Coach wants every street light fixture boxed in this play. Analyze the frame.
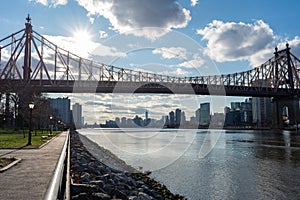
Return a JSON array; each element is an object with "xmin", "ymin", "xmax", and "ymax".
[
  {"xmin": 27, "ymin": 102, "xmax": 34, "ymax": 146},
  {"xmin": 49, "ymin": 116, "xmax": 53, "ymax": 136}
]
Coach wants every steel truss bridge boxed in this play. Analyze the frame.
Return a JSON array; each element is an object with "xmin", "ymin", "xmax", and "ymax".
[{"xmin": 1, "ymin": 17, "xmax": 300, "ymax": 97}]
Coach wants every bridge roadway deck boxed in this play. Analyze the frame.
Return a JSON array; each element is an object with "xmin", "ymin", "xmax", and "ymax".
[
  {"xmin": 0, "ymin": 132, "xmax": 67, "ymax": 200},
  {"xmin": 1, "ymin": 79, "xmax": 300, "ymax": 97}
]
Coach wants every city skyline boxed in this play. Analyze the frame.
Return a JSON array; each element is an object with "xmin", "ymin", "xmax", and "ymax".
[
  {"xmin": 1, "ymin": 1, "xmax": 300, "ymax": 124},
  {"xmin": 89, "ymin": 97, "xmax": 272, "ymax": 129}
]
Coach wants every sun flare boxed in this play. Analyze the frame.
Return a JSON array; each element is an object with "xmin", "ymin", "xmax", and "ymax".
[
  {"xmin": 73, "ymin": 29, "xmax": 92, "ymax": 44},
  {"xmin": 72, "ymin": 29, "xmax": 95, "ymax": 58}
]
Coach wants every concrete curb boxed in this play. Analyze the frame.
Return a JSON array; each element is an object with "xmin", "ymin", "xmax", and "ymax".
[
  {"xmin": 39, "ymin": 135, "xmax": 57, "ymax": 149},
  {"xmin": 0, "ymin": 158, "xmax": 22, "ymax": 173}
]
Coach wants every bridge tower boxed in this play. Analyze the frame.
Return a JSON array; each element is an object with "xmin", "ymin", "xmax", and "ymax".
[
  {"xmin": 272, "ymin": 44, "xmax": 300, "ymax": 129},
  {"xmin": 272, "ymin": 96, "xmax": 300, "ymax": 128},
  {"xmin": 23, "ymin": 14, "xmax": 32, "ymax": 81}
]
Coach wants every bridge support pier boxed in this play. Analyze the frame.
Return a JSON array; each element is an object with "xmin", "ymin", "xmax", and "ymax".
[{"xmin": 272, "ymin": 96, "xmax": 300, "ymax": 129}]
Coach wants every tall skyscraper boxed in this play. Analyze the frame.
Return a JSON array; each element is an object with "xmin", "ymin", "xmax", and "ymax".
[
  {"xmin": 169, "ymin": 111, "xmax": 175, "ymax": 128},
  {"xmin": 48, "ymin": 97, "xmax": 71, "ymax": 125},
  {"xmin": 72, "ymin": 103, "xmax": 82, "ymax": 128},
  {"xmin": 181, "ymin": 111, "xmax": 186, "ymax": 125},
  {"xmin": 252, "ymin": 97, "xmax": 272, "ymax": 127},
  {"xmin": 145, "ymin": 110, "xmax": 150, "ymax": 126},
  {"xmin": 145, "ymin": 110, "xmax": 149, "ymax": 121},
  {"xmin": 195, "ymin": 108, "xmax": 200, "ymax": 122},
  {"xmin": 164, "ymin": 115, "xmax": 169, "ymax": 127},
  {"xmin": 121, "ymin": 117, "xmax": 127, "ymax": 127},
  {"xmin": 175, "ymin": 108, "xmax": 181, "ymax": 127},
  {"xmin": 200, "ymin": 103, "xmax": 210, "ymax": 125},
  {"xmin": 241, "ymin": 98, "xmax": 252, "ymax": 123}
]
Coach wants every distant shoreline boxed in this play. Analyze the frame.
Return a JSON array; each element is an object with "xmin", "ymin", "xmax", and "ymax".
[{"xmin": 80, "ymin": 126, "xmax": 299, "ymax": 131}]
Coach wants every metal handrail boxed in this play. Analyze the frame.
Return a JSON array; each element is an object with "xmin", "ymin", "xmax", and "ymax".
[{"xmin": 44, "ymin": 131, "xmax": 70, "ymax": 200}]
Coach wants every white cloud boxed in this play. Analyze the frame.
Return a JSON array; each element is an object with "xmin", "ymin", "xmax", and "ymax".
[
  {"xmin": 30, "ymin": 0, "xmax": 47, "ymax": 6},
  {"xmin": 178, "ymin": 54, "xmax": 206, "ymax": 68},
  {"xmin": 0, "ymin": 48, "xmax": 10, "ymax": 62},
  {"xmin": 43, "ymin": 34, "xmax": 125, "ymax": 59},
  {"xmin": 99, "ymin": 30, "xmax": 108, "ymax": 39},
  {"xmin": 30, "ymin": 0, "xmax": 67, "ymax": 7},
  {"xmin": 44, "ymin": 35, "xmax": 96, "ymax": 58},
  {"xmin": 152, "ymin": 47, "xmax": 188, "ymax": 60},
  {"xmin": 92, "ymin": 44, "xmax": 126, "ymax": 58},
  {"xmin": 89, "ymin": 17, "xmax": 95, "ymax": 24},
  {"xmin": 76, "ymin": 0, "xmax": 191, "ymax": 39},
  {"xmin": 191, "ymin": 0, "xmax": 198, "ymax": 7},
  {"xmin": 197, "ymin": 20, "xmax": 275, "ymax": 67},
  {"xmin": 285, "ymin": 36, "xmax": 300, "ymax": 57},
  {"xmin": 162, "ymin": 68, "xmax": 189, "ymax": 76}
]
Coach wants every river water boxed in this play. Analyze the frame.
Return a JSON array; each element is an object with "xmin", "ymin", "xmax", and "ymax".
[{"xmin": 78, "ymin": 128, "xmax": 300, "ymax": 200}]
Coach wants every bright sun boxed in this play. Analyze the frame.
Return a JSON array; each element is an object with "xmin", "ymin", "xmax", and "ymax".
[
  {"xmin": 73, "ymin": 29, "xmax": 92, "ymax": 44},
  {"xmin": 72, "ymin": 29, "xmax": 94, "ymax": 58}
]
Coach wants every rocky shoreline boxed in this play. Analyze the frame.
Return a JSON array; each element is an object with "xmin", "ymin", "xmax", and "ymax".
[{"xmin": 70, "ymin": 131, "xmax": 186, "ymax": 200}]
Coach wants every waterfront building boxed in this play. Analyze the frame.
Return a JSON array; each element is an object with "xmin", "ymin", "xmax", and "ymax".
[
  {"xmin": 49, "ymin": 97, "xmax": 71, "ymax": 125},
  {"xmin": 104, "ymin": 120, "xmax": 118, "ymax": 128},
  {"xmin": 181, "ymin": 111, "xmax": 186, "ymax": 125},
  {"xmin": 240, "ymin": 98, "xmax": 253, "ymax": 124},
  {"xmin": 72, "ymin": 103, "xmax": 83, "ymax": 129},
  {"xmin": 145, "ymin": 110, "xmax": 150, "ymax": 126},
  {"xmin": 224, "ymin": 106, "xmax": 230, "ymax": 114},
  {"xmin": 115, "ymin": 117, "xmax": 120, "ymax": 126},
  {"xmin": 195, "ymin": 108, "xmax": 200, "ymax": 123},
  {"xmin": 133, "ymin": 115, "xmax": 143, "ymax": 127},
  {"xmin": 169, "ymin": 111, "xmax": 175, "ymax": 128},
  {"xmin": 190, "ymin": 116, "xmax": 198, "ymax": 126},
  {"xmin": 231, "ymin": 102, "xmax": 241, "ymax": 111},
  {"xmin": 252, "ymin": 97, "xmax": 272, "ymax": 127},
  {"xmin": 81, "ymin": 117, "xmax": 85, "ymax": 126},
  {"xmin": 127, "ymin": 118, "xmax": 134, "ymax": 127},
  {"xmin": 200, "ymin": 103, "xmax": 210, "ymax": 126},
  {"xmin": 225, "ymin": 99, "xmax": 253, "ymax": 127},
  {"xmin": 175, "ymin": 108, "xmax": 181, "ymax": 127},
  {"xmin": 211, "ymin": 113, "xmax": 225, "ymax": 127},
  {"xmin": 164, "ymin": 115, "xmax": 169, "ymax": 127},
  {"xmin": 145, "ymin": 110, "xmax": 149, "ymax": 121},
  {"xmin": 121, "ymin": 117, "xmax": 127, "ymax": 127},
  {"xmin": 227, "ymin": 110, "xmax": 241, "ymax": 126}
]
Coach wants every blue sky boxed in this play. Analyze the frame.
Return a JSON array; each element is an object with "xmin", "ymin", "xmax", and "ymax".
[{"xmin": 1, "ymin": 0, "xmax": 300, "ymax": 124}]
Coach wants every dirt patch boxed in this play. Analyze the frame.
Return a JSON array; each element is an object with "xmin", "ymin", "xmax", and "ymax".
[{"xmin": 0, "ymin": 157, "xmax": 16, "ymax": 168}]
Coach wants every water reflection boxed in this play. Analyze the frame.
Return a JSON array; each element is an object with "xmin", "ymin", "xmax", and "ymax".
[
  {"xmin": 79, "ymin": 129, "xmax": 300, "ymax": 199},
  {"xmin": 79, "ymin": 128, "xmax": 197, "ymax": 171}
]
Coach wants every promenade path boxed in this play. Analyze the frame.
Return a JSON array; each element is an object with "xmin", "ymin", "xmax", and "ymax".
[{"xmin": 0, "ymin": 132, "xmax": 67, "ymax": 200}]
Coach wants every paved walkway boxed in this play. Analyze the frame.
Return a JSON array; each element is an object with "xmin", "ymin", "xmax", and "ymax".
[{"xmin": 0, "ymin": 132, "xmax": 68, "ymax": 200}]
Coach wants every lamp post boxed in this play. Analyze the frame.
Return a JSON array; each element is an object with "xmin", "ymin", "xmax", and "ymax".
[
  {"xmin": 58, "ymin": 120, "xmax": 61, "ymax": 131},
  {"xmin": 49, "ymin": 116, "xmax": 53, "ymax": 136},
  {"xmin": 27, "ymin": 102, "xmax": 34, "ymax": 146}
]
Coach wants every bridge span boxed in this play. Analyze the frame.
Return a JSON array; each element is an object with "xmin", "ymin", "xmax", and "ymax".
[
  {"xmin": 0, "ymin": 17, "xmax": 300, "ymax": 97},
  {"xmin": 0, "ymin": 79, "xmax": 300, "ymax": 98}
]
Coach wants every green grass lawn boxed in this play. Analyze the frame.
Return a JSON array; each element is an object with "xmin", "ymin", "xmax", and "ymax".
[{"xmin": 0, "ymin": 129, "xmax": 60, "ymax": 149}]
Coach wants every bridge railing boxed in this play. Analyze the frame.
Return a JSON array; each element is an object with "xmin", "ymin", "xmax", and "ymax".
[{"xmin": 44, "ymin": 131, "xmax": 70, "ymax": 200}]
